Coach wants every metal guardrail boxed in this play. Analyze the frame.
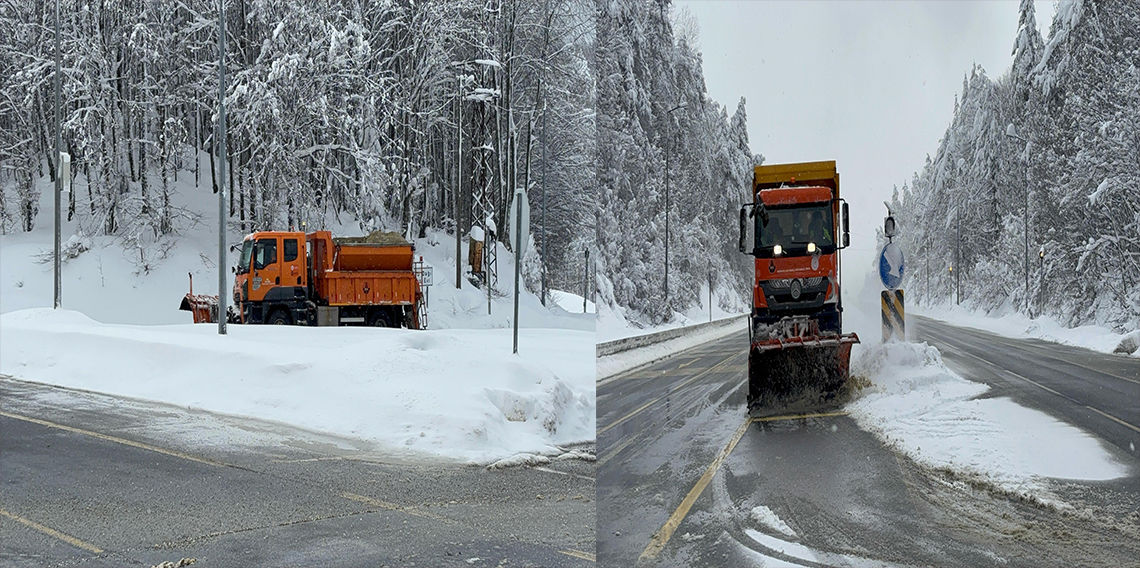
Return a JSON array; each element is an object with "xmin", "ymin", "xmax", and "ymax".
[{"xmin": 596, "ymin": 314, "xmax": 748, "ymax": 357}]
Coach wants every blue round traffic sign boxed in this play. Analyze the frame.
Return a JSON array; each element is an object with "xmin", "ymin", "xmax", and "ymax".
[{"xmin": 879, "ymin": 242, "xmax": 905, "ymax": 290}]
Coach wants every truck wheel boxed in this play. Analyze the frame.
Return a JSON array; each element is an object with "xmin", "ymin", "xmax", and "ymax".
[
  {"xmin": 368, "ymin": 310, "xmax": 393, "ymax": 328},
  {"xmin": 268, "ymin": 310, "xmax": 291, "ymax": 325}
]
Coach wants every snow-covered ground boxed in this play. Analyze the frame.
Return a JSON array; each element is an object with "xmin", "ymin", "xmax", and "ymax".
[
  {"xmin": 846, "ymin": 340, "xmax": 1128, "ymax": 498},
  {"xmin": 550, "ymin": 289, "xmax": 595, "ymax": 315},
  {"xmin": 912, "ymin": 301, "xmax": 1138, "ymax": 357},
  {"xmin": 1, "ymin": 162, "xmax": 594, "ymax": 463}
]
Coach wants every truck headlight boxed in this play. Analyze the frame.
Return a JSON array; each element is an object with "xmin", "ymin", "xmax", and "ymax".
[
  {"xmin": 773, "ymin": 244, "xmax": 782, "ymax": 256},
  {"xmin": 807, "ymin": 242, "xmax": 816, "ymax": 253}
]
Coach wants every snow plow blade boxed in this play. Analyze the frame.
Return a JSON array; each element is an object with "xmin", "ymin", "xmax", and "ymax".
[
  {"xmin": 180, "ymin": 292, "xmax": 219, "ymax": 324},
  {"xmin": 747, "ymin": 330, "xmax": 859, "ymax": 415},
  {"xmin": 179, "ymin": 272, "xmax": 220, "ymax": 324}
]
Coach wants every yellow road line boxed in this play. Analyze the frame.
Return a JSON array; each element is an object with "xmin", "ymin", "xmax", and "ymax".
[
  {"xmin": 340, "ymin": 491, "xmax": 404, "ymax": 511},
  {"xmin": 753, "ymin": 410, "xmax": 849, "ymax": 422},
  {"xmin": 638, "ymin": 415, "xmax": 754, "ymax": 563},
  {"xmin": 559, "ymin": 549, "xmax": 596, "ymax": 562},
  {"xmin": 1085, "ymin": 406, "xmax": 1140, "ymax": 433},
  {"xmin": 339, "ymin": 492, "xmax": 453, "ymax": 523},
  {"xmin": 0, "ymin": 509, "xmax": 104, "ymax": 554},
  {"xmin": 0, "ymin": 411, "xmax": 227, "ymax": 468},
  {"xmin": 598, "ymin": 353, "xmax": 741, "ymax": 435},
  {"xmin": 598, "ymin": 431, "xmax": 646, "ymax": 466}
]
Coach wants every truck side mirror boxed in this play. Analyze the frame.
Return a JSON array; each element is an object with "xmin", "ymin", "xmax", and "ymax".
[
  {"xmin": 842, "ymin": 202, "xmax": 851, "ymax": 248},
  {"xmin": 739, "ymin": 206, "xmax": 749, "ymax": 253}
]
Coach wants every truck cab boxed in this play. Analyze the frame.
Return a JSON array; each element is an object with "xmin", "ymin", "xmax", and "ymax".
[
  {"xmin": 740, "ymin": 161, "xmax": 850, "ymax": 335},
  {"xmin": 233, "ymin": 231, "xmax": 311, "ymax": 325}
]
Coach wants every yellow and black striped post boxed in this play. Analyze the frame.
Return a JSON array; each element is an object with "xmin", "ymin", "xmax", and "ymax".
[{"xmin": 881, "ymin": 289, "xmax": 905, "ymax": 342}]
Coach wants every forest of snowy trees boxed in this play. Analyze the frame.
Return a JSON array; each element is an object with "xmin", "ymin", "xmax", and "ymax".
[
  {"xmin": 0, "ymin": 0, "xmax": 595, "ymax": 295},
  {"xmin": 596, "ymin": 0, "xmax": 759, "ymax": 326},
  {"xmin": 890, "ymin": 0, "xmax": 1139, "ymax": 331}
]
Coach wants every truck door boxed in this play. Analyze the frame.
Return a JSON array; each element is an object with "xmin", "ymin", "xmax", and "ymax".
[
  {"xmin": 250, "ymin": 237, "xmax": 281, "ymax": 302},
  {"xmin": 283, "ymin": 236, "xmax": 304, "ymax": 288}
]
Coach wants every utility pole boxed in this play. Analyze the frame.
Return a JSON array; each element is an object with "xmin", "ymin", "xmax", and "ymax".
[
  {"xmin": 53, "ymin": 0, "xmax": 61, "ymax": 309},
  {"xmin": 217, "ymin": 0, "xmax": 227, "ymax": 335}
]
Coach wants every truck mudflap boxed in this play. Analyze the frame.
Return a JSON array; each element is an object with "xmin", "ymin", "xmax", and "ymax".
[{"xmin": 747, "ymin": 316, "xmax": 859, "ymax": 414}]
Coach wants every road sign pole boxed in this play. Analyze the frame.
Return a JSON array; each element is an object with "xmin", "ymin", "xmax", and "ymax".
[{"xmin": 512, "ymin": 191, "xmax": 523, "ymax": 354}]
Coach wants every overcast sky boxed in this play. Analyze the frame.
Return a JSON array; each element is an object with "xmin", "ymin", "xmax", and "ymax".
[{"xmin": 676, "ymin": 0, "xmax": 1055, "ymax": 285}]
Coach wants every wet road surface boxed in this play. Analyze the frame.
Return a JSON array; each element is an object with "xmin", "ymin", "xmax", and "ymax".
[
  {"xmin": 1, "ymin": 377, "xmax": 596, "ymax": 567},
  {"xmin": 597, "ymin": 325, "xmax": 1139, "ymax": 567}
]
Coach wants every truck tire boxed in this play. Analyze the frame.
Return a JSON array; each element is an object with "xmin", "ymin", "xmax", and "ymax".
[
  {"xmin": 368, "ymin": 310, "xmax": 393, "ymax": 328},
  {"xmin": 268, "ymin": 309, "xmax": 291, "ymax": 325}
]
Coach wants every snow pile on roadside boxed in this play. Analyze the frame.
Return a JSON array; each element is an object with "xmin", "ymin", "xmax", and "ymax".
[
  {"xmin": 0, "ymin": 308, "xmax": 594, "ymax": 463},
  {"xmin": 750, "ymin": 506, "xmax": 796, "ymax": 538},
  {"xmin": 847, "ymin": 341, "xmax": 1127, "ymax": 492},
  {"xmin": 913, "ymin": 302, "xmax": 1138, "ymax": 357}
]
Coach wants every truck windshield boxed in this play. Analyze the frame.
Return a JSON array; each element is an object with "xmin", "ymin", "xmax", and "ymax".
[
  {"xmin": 757, "ymin": 204, "xmax": 834, "ymax": 250},
  {"xmin": 237, "ymin": 241, "xmax": 253, "ymax": 274}
]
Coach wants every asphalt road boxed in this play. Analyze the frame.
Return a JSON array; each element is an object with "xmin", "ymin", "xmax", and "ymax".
[
  {"xmin": 0, "ymin": 377, "xmax": 595, "ymax": 568},
  {"xmin": 597, "ymin": 324, "xmax": 1140, "ymax": 567}
]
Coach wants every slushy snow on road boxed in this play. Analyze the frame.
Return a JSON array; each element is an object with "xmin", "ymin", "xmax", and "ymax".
[{"xmin": 847, "ymin": 341, "xmax": 1128, "ymax": 496}]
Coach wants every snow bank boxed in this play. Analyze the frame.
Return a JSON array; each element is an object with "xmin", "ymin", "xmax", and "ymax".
[
  {"xmin": 913, "ymin": 301, "xmax": 1137, "ymax": 356},
  {"xmin": 750, "ymin": 506, "xmax": 796, "ymax": 538},
  {"xmin": 1, "ymin": 308, "xmax": 594, "ymax": 463},
  {"xmin": 847, "ymin": 341, "xmax": 1127, "ymax": 493}
]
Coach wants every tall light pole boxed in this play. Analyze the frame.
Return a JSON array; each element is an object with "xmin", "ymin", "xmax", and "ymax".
[
  {"xmin": 53, "ymin": 0, "xmax": 61, "ymax": 309},
  {"xmin": 663, "ymin": 102, "xmax": 684, "ymax": 307},
  {"xmin": 1005, "ymin": 124, "xmax": 1031, "ymax": 316},
  {"xmin": 540, "ymin": 98, "xmax": 547, "ymax": 306},
  {"xmin": 954, "ymin": 158, "xmax": 964, "ymax": 305},
  {"xmin": 217, "ymin": 0, "xmax": 227, "ymax": 335},
  {"xmin": 455, "ymin": 70, "xmax": 464, "ymax": 290}
]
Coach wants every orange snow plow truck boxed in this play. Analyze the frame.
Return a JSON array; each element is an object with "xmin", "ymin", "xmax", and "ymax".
[
  {"xmin": 181, "ymin": 230, "xmax": 428, "ymax": 329},
  {"xmin": 738, "ymin": 161, "xmax": 859, "ymax": 412}
]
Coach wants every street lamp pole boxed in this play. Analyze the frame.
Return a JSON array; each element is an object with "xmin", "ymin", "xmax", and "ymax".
[
  {"xmin": 455, "ymin": 72, "xmax": 463, "ymax": 290},
  {"xmin": 663, "ymin": 103, "xmax": 684, "ymax": 308},
  {"xmin": 954, "ymin": 160, "xmax": 962, "ymax": 306},
  {"xmin": 1005, "ymin": 124, "xmax": 1031, "ymax": 316},
  {"xmin": 53, "ymin": 0, "xmax": 61, "ymax": 309}
]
